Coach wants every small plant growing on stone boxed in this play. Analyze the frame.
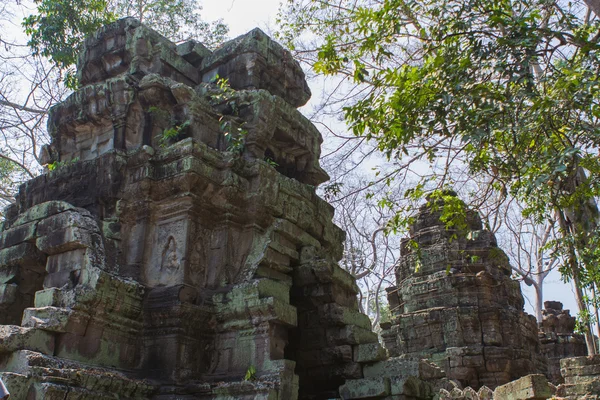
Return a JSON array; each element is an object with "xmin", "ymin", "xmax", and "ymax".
[
  {"xmin": 219, "ymin": 117, "xmax": 247, "ymax": 154},
  {"xmin": 216, "ymin": 76, "xmax": 232, "ymax": 92},
  {"xmin": 244, "ymin": 365, "xmax": 256, "ymax": 381},
  {"xmin": 47, "ymin": 157, "xmax": 79, "ymax": 171},
  {"xmin": 264, "ymin": 157, "xmax": 278, "ymax": 168},
  {"xmin": 148, "ymin": 106, "xmax": 191, "ymax": 148},
  {"xmin": 406, "ymin": 239, "xmax": 423, "ymax": 273},
  {"xmin": 209, "ymin": 75, "xmax": 236, "ymax": 103},
  {"xmin": 157, "ymin": 120, "xmax": 190, "ymax": 148}
]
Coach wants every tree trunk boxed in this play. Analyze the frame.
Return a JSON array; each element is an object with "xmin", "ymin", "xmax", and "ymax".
[
  {"xmin": 584, "ymin": 0, "xmax": 600, "ymax": 19},
  {"xmin": 571, "ymin": 267, "xmax": 597, "ymax": 354},
  {"xmin": 593, "ymin": 285, "xmax": 600, "ymax": 347},
  {"xmin": 534, "ymin": 279, "xmax": 543, "ymax": 324},
  {"xmin": 557, "ymin": 209, "xmax": 597, "ymax": 355},
  {"xmin": 559, "ymin": 166, "xmax": 599, "ymax": 354}
]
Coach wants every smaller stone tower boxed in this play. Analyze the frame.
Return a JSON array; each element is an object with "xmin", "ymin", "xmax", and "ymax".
[
  {"xmin": 382, "ymin": 192, "xmax": 545, "ymax": 389},
  {"xmin": 539, "ymin": 301, "xmax": 587, "ymax": 383}
]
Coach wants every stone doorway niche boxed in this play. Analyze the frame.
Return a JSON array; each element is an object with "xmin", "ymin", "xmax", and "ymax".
[
  {"xmin": 285, "ymin": 246, "xmax": 380, "ymax": 399},
  {"xmin": 0, "ymin": 255, "xmax": 46, "ymax": 326}
]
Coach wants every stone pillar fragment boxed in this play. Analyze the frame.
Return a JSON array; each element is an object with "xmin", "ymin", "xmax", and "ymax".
[{"xmin": 539, "ymin": 301, "xmax": 587, "ymax": 384}]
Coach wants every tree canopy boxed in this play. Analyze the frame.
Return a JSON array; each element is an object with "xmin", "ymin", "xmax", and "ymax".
[{"xmin": 279, "ymin": 0, "xmax": 600, "ymax": 352}]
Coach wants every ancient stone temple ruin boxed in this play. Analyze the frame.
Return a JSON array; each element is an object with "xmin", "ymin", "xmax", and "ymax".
[
  {"xmin": 1, "ymin": 18, "xmax": 600, "ymax": 400},
  {"xmin": 381, "ymin": 194, "xmax": 545, "ymax": 389},
  {"xmin": 0, "ymin": 18, "xmax": 385, "ymax": 399}
]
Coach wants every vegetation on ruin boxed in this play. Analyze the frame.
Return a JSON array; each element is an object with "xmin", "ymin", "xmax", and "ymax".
[{"xmin": 158, "ymin": 121, "xmax": 191, "ymax": 148}]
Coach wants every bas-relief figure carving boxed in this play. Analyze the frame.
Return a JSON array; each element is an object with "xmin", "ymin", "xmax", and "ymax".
[
  {"xmin": 160, "ymin": 236, "xmax": 180, "ymax": 277},
  {"xmin": 0, "ymin": 18, "xmax": 597, "ymax": 400}
]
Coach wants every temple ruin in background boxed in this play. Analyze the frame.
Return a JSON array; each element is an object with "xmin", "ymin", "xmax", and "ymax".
[
  {"xmin": 0, "ymin": 18, "xmax": 598, "ymax": 400},
  {"xmin": 382, "ymin": 193, "xmax": 545, "ymax": 389}
]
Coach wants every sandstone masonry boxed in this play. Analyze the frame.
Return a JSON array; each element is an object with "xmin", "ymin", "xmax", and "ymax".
[
  {"xmin": 539, "ymin": 301, "xmax": 587, "ymax": 384},
  {"xmin": 382, "ymin": 193, "xmax": 545, "ymax": 389},
  {"xmin": 0, "ymin": 18, "xmax": 383, "ymax": 399}
]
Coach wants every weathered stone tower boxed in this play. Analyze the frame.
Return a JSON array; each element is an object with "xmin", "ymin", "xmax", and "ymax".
[
  {"xmin": 0, "ymin": 19, "xmax": 385, "ymax": 399},
  {"xmin": 381, "ymin": 193, "xmax": 545, "ymax": 389},
  {"xmin": 539, "ymin": 301, "xmax": 587, "ymax": 384}
]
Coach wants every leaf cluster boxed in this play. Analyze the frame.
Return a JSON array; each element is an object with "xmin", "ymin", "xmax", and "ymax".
[
  {"xmin": 23, "ymin": 0, "xmax": 229, "ymax": 88},
  {"xmin": 23, "ymin": 0, "xmax": 115, "ymax": 70}
]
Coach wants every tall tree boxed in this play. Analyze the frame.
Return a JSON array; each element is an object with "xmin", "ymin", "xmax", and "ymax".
[
  {"xmin": 326, "ymin": 174, "xmax": 401, "ymax": 327},
  {"xmin": 280, "ymin": 0, "xmax": 600, "ymax": 353},
  {"xmin": 108, "ymin": 0, "xmax": 227, "ymax": 47},
  {"xmin": 496, "ymin": 200, "xmax": 558, "ymax": 323},
  {"xmin": 0, "ymin": 0, "xmax": 67, "ymax": 215}
]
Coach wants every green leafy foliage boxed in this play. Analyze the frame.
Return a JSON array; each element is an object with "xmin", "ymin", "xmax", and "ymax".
[
  {"xmin": 148, "ymin": 106, "xmax": 191, "ymax": 147},
  {"xmin": 219, "ymin": 118, "xmax": 247, "ymax": 154},
  {"xmin": 244, "ymin": 365, "xmax": 256, "ymax": 381},
  {"xmin": 157, "ymin": 120, "xmax": 190, "ymax": 148},
  {"xmin": 109, "ymin": 0, "xmax": 227, "ymax": 46},
  {"xmin": 282, "ymin": 0, "xmax": 600, "ymax": 215},
  {"xmin": 23, "ymin": 0, "xmax": 116, "ymax": 87},
  {"xmin": 264, "ymin": 157, "xmax": 279, "ymax": 168},
  {"xmin": 280, "ymin": 0, "xmax": 600, "ymax": 351},
  {"xmin": 47, "ymin": 157, "xmax": 80, "ymax": 171}
]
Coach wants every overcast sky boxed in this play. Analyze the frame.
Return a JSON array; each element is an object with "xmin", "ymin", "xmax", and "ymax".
[{"xmin": 202, "ymin": 0, "xmax": 282, "ymax": 37}]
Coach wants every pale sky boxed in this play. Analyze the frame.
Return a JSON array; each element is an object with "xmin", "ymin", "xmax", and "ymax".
[{"xmin": 202, "ymin": 0, "xmax": 282, "ymax": 37}]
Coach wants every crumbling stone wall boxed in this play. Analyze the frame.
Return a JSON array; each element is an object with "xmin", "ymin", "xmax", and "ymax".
[
  {"xmin": 0, "ymin": 18, "xmax": 595, "ymax": 400},
  {"xmin": 0, "ymin": 18, "xmax": 384, "ymax": 400},
  {"xmin": 539, "ymin": 301, "xmax": 587, "ymax": 384}
]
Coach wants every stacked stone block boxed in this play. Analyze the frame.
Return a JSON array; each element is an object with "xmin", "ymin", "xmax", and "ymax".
[
  {"xmin": 289, "ymin": 252, "xmax": 385, "ymax": 398},
  {"xmin": 339, "ymin": 358, "xmax": 454, "ymax": 399},
  {"xmin": 493, "ymin": 374, "xmax": 555, "ymax": 400},
  {"xmin": 558, "ymin": 355, "xmax": 600, "ymax": 399}
]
